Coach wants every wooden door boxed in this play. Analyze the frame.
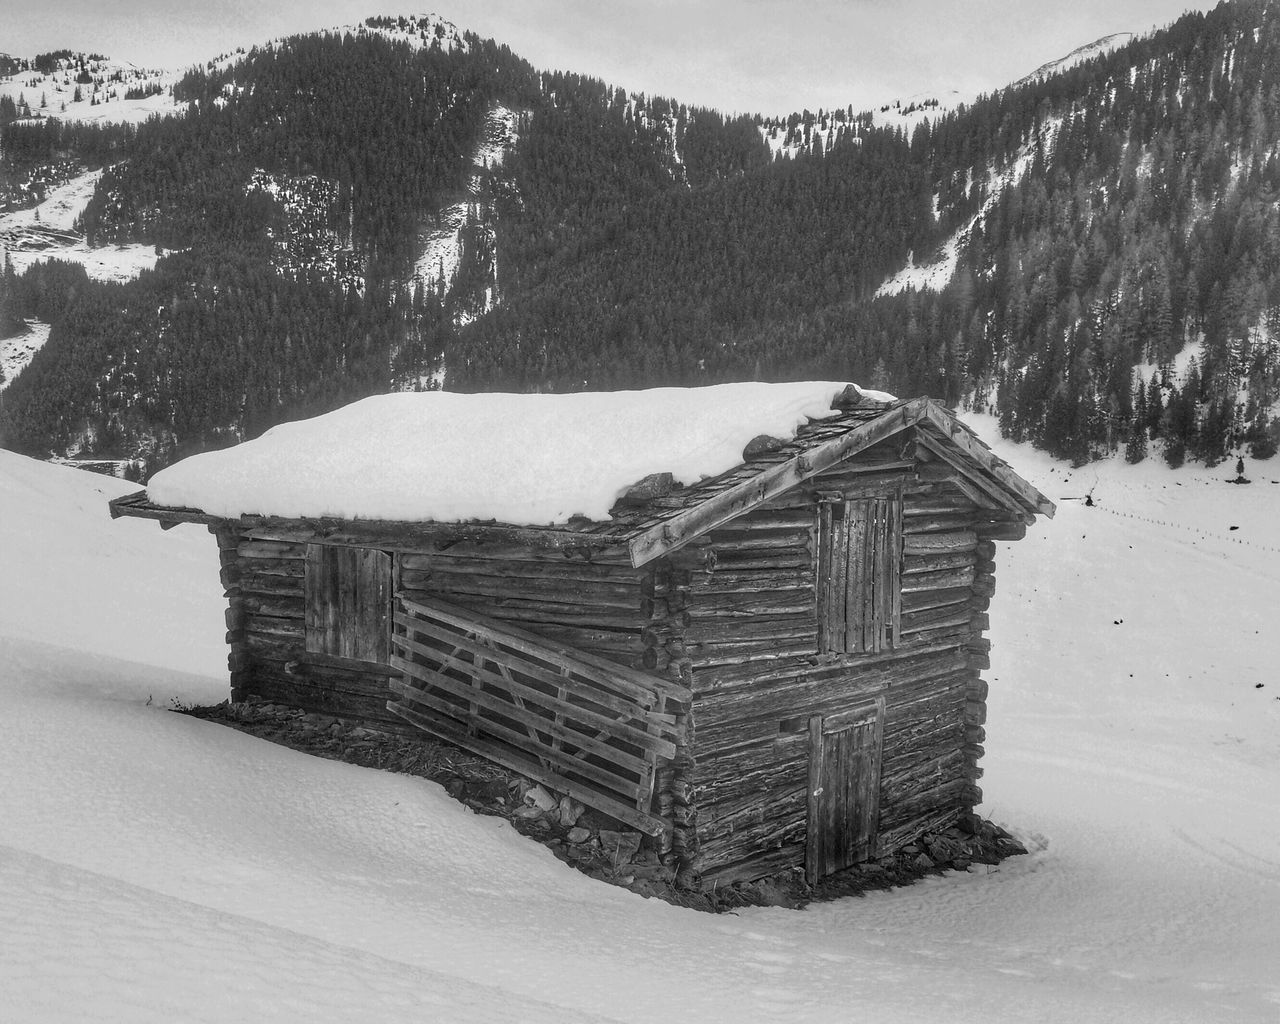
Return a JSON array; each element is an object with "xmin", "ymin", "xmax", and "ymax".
[
  {"xmin": 304, "ymin": 544, "xmax": 392, "ymax": 664},
  {"xmin": 806, "ymin": 698, "xmax": 885, "ymax": 882}
]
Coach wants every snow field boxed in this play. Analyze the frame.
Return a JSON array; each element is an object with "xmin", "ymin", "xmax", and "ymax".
[{"xmin": 2, "ymin": 406, "xmax": 1279, "ymax": 1022}]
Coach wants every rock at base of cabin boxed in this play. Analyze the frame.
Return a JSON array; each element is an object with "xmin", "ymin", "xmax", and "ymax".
[
  {"xmin": 558, "ymin": 796, "xmax": 585, "ymax": 827},
  {"xmin": 524, "ymin": 784, "xmax": 558, "ymax": 812},
  {"xmin": 598, "ymin": 829, "xmax": 642, "ymax": 864},
  {"xmin": 566, "ymin": 826, "xmax": 592, "ymax": 846}
]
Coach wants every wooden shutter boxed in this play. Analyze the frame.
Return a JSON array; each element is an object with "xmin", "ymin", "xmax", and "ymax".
[
  {"xmin": 806, "ymin": 698, "xmax": 886, "ymax": 882},
  {"xmin": 817, "ymin": 497, "xmax": 902, "ymax": 654},
  {"xmin": 304, "ymin": 544, "xmax": 392, "ymax": 664}
]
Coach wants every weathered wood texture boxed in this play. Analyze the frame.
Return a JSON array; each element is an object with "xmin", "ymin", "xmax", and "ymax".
[
  {"xmin": 395, "ymin": 548, "xmax": 652, "ymax": 669},
  {"xmin": 806, "ymin": 698, "xmax": 886, "ymax": 882},
  {"xmin": 388, "ymin": 595, "xmax": 688, "ymax": 836},
  {"xmin": 304, "ymin": 544, "xmax": 392, "ymax": 664},
  {"xmin": 685, "ymin": 486, "xmax": 1012, "ymax": 885}
]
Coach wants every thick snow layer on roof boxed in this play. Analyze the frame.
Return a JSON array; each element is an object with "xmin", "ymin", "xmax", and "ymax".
[{"xmin": 147, "ymin": 382, "xmax": 879, "ymax": 525}]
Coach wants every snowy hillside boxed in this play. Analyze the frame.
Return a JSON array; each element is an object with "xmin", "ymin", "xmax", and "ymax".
[
  {"xmin": 0, "ymin": 52, "xmax": 180, "ymax": 126},
  {"xmin": 2, "ymin": 427, "xmax": 1278, "ymax": 1022},
  {"xmin": 0, "ymin": 168, "xmax": 161, "ymax": 282}
]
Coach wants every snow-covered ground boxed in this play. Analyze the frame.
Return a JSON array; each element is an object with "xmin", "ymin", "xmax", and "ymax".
[
  {"xmin": 2, "ymin": 411, "xmax": 1279, "ymax": 1022},
  {"xmin": 0, "ymin": 168, "xmax": 161, "ymax": 283}
]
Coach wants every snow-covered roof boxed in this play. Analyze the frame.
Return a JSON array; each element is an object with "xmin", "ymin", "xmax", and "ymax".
[{"xmin": 147, "ymin": 382, "xmax": 879, "ymax": 526}]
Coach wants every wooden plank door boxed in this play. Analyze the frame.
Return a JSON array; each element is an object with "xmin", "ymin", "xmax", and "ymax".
[
  {"xmin": 304, "ymin": 544, "xmax": 393, "ymax": 664},
  {"xmin": 806, "ymin": 697, "xmax": 886, "ymax": 882}
]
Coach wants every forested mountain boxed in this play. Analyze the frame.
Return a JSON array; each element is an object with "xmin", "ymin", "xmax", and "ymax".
[{"xmin": 2, "ymin": 3, "xmax": 1279, "ymax": 476}]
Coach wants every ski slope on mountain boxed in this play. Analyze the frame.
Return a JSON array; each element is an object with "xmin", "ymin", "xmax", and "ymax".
[{"xmin": 1, "ymin": 425, "xmax": 1278, "ymax": 1022}]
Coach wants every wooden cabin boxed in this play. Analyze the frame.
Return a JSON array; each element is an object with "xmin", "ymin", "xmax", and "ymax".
[{"xmin": 111, "ymin": 384, "xmax": 1053, "ymax": 887}]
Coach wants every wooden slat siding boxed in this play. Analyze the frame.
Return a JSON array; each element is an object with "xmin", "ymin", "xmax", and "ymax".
[
  {"xmin": 391, "ymin": 632, "xmax": 677, "ymax": 758},
  {"xmin": 389, "ymin": 700, "xmax": 667, "ymax": 837},
  {"xmin": 395, "ymin": 596, "xmax": 688, "ymax": 705},
  {"xmin": 387, "ymin": 595, "xmax": 687, "ymax": 836}
]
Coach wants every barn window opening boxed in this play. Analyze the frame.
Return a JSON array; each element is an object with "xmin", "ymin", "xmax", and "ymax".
[
  {"xmin": 816, "ymin": 497, "xmax": 902, "ymax": 654},
  {"xmin": 304, "ymin": 544, "xmax": 392, "ymax": 664}
]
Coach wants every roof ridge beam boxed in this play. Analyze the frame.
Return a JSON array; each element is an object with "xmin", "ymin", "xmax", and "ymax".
[{"xmin": 626, "ymin": 397, "xmax": 932, "ymax": 567}]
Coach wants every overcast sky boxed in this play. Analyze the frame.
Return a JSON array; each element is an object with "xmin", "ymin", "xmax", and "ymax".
[{"xmin": 8, "ymin": 1, "xmax": 1212, "ymax": 115}]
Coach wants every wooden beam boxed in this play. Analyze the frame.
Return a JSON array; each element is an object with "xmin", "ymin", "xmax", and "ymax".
[
  {"xmin": 920, "ymin": 404, "xmax": 1056, "ymax": 518},
  {"xmin": 627, "ymin": 398, "xmax": 933, "ymax": 567},
  {"xmin": 914, "ymin": 431, "xmax": 1027, "ymax": 519}
]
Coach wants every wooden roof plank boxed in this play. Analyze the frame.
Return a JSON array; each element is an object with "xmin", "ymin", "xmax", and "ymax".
[
  {"xmin": 914, "ymin": 430, "xmax": 1026, "ymax": 518},
  {"xmin": 921, "ymin": 404, "xmax": 1056, "ymax": 518},
  {"xmin": 626, "ymin": 397, "xmax": 933, "ymax": 567}
]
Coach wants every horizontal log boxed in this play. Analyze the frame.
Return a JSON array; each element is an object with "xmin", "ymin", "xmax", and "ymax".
[
  {"xmin": 399, "ymin": 569, "xmax": 643, "ymax": 606},
  {"xmin": 900, "ymin": 604, "xmax": 973, "ymax": 635},
  {"xmin": 900, "ymin": 586, "xmax": 974, "ymax": 613},
  {"xmin": 902, "ymin": 512, "xmax": 984, "ymax": 533},
  {"xmin": 971, "ymin": 574, "xmax": 996, "ymax": 598},
  {"xmin": 902, "ymin": 530, "xmax": 978, "ymax": 555},
  {"xmin": 900, "ymin": 566, "xmax": 975, "ymax": 593},
  {"xmin": 238, "ymin": 574, "xmax": 305, "ymax": 599},
  {"xmin": 688, "ymin": 638, "xmax": 821, "ymax": 669},
  {"xmin": 963, "ymin": 701, "xmax": 987, "ymax": 726},
  {"xmin": 688, "ymin": 590, "xmax": 814, "ymax": 618},
  {"xmin": 686, "ymin": 612, "xmax": 816, "ymax": 643},
  {"xmin": 876, "ymin": 804, "xmax": 964, "ymax": 855},
  {"xmin": 398, "ymin": 589, "xmax": 645, "ymax": 632},
  {"xmin": 696, "ymin": 782, "xmax": 807, "ymax": 847},
  {"xmin": 693, "ymin": 659, "xmax": 968, "ymax": 746},
  {"xmin": 705, "ymin": 528, "xmax": 813, "ymax": 551},
  {"xmin": 690, "ymin": 568, "xmax": 810, "ymax": 593},
  {"xmin": 241, "ymin": 594, "xmax": 304, "ymax": 619},
  {"xmin": 242, "ymin": 613, "xmax": 304, "ymax": 638},
  {"xmin": 882, "ymin": 773, "xmax": 969, "ymax": 824},
  {"xmin": 237, "ymin": 539, "xmax": 305, "ymax": 560},
  {"xmin": 899, "ymin": 622, "xmax": 970, "ymax": 647},
  {"xmin": 974, "ymin": 539, "xmax": 997, "ymax": 561},
  {"xmin": 902, "ymin": 550, "xmax": 976, "ymax": 575},
  {"xmin": 694, "ymin": 841, "xmax": 808, "ymax": 887},
  {"xmin": 881, "ymin": 750, "xmax": 967, "ymax": 806},
  {"xmin": 976, "ymin": 521, "xmax": 1027, "ymax": 541},
  {"xmin": 704, "ymin": 550, "xmax": 812, "ymax": 572},
  {"xmin": 237, "ymin": 557, "xmax": 305, "ymax": 578}
]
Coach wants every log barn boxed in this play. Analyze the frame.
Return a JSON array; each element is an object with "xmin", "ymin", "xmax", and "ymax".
[{"xmin": 111, "ymin": 383, "xmax": 1054, "ymax": 887}]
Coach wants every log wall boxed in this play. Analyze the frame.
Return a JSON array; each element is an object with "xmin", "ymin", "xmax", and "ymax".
[
  {"xmin": 681, "ymin": 457, "xmax": 1015, "ymax": 887},
  {"xmin": 210, "ymin": 439, "xmax": 1020, "ymax": 887}
]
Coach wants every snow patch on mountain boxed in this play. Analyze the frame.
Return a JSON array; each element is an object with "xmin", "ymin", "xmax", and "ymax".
[
  {"xmin": 246, "ymin": 170, "xmax": 364, "ymax": 291},
  {"xmin": 0, "ymin": 53, "xmax": 181, "ymax": 126},
  {"xmin": 0, "ymin": 168, "xmax": 160, "ymax": 282},
  {"xmin": 0, "ymin": 319, "xmax": 51, "ymax": 390},
  {"xmin": 1014, "ymin": 34, "xmax": 1134, "ymax": 89},
  {"xmin": 413, "ymin": 103, "xmax": 524, "ymax": 327},
  {"xmin": 878, "ymin": 118, "xmax": 1064, "ymax": 297}
]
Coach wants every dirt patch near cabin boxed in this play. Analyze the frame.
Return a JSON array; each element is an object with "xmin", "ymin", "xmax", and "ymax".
[{"xmin": 179, "ymin": 697, "xmax": 1028, "ymax": 912}]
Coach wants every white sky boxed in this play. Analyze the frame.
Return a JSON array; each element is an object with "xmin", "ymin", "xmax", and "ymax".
[{"xmin": 7, "ymin": 1, "xmax": 1211, "ymax": 116}]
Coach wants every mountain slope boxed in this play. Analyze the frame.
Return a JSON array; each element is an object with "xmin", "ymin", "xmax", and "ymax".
[{"xmin": 4, "ymin": 3, "xmax": 1280, "ymax": 473}]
